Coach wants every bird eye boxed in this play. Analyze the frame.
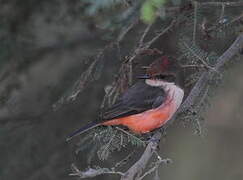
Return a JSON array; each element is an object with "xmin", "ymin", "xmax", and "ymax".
[
  {"xmin": 155, "ymin": 74, "xmax": 175, "ymax": 82},
  {"xmin": 156, "ymin": 74, "xmax": 166, "ymax": 79},
  {"xmin": 165, "ymin": 75, "xmax": 175, "ymax": 82}
]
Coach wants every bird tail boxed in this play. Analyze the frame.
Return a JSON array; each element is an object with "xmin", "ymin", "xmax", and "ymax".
[
  {"xmin": 101, "ymin": 119, "xmax": 121, "ymax": 126},
  {"xmin": 66, "ymin": 122, "xmax": 100, "ymax": 141}
]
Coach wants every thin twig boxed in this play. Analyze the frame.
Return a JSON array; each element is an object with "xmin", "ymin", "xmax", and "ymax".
[
  {"xmin": 117, "ymin": 18, "xmax": 139, "ymax": 43},
  {"xmin": 115, "ymin": 151, "xmax": 135, "ymax": 168},
  {"xmin": 139, "ymin": 24, "xmax": 153, "ymax": 47},
  {"xmin": 128, "ymin": 61, "xmax": 133, "ymax": 85},
  {"xmin": 137, "ymin": 157, "xmax": 171, "ymax": 180},
  {"xmin": 153, "ymin": 168, "xmax": 160, "ymax": 180},
  {"xmin": 207, "ymin": 12, "xmax": 243, "ymax": 33},
  {"xmin": 123, "ymin": 19, "xmax": 175, "ymax": 65},
  {"xmin": 181, "ymin": 64, "xmax": 205, "ymax": 68},
  {"xmin": 143, "ymin": 19, "xmax": 176, "ymax": 50},
  {"xmin": 103, "ymin": 131, "xmax": 117, "ymax": 153},
  {"xmin": 181, "ymin": 41, "xmax": 216, "ymax": 72},
  {"xmin": 198, "ymin": 1, "xmax": 243, "ymax": 7},
  {"xmin": 70, "ymin": 164, "xmax": 125, "ymax": 178},
  {"xmin": 219, "ymin": 4, "xmax": 225, "ymax": 21},
  {"xmin": 115, "ymin": 127, "xmax": 146, "ymax": 146}
]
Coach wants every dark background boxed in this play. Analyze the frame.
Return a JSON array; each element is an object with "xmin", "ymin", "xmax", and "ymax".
[{"xmin": 0, "ymin": 1, "xmax": 243, "ymax": 180}]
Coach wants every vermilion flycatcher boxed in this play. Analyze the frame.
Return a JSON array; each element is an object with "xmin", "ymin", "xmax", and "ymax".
[{"xmin": 66, "ymin": 56, "xmax": 184, "ymax": 141}]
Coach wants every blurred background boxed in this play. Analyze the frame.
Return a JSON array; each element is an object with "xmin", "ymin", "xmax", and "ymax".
[{"xmin": 0, "ymin": 0, "xmax": 243, "ymax": 180}]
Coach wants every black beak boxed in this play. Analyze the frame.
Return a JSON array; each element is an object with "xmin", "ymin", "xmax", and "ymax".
[{"xmin": 137, "ymin": 74, "xmax": 151, "ymax": 79}]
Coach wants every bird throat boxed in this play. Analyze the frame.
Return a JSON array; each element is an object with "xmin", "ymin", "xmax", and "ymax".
[{"xmin": 145, "ymin": 79, "xmax": 184, "ymax": 111}]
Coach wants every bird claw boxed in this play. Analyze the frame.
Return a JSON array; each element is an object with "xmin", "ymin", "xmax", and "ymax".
[{"xmin": 149, "ymin": 136, "xmax": 160, "ymax": 144}]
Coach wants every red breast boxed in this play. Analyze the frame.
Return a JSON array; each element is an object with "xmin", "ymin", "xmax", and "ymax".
[{"xmin": 101, "ymin": 95, "xmax": 176, "ymax": 133}]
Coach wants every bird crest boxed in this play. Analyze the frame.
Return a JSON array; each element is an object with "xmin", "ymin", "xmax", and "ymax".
[{"xmin": 146, "ymin": 56, "xmax": 171, "ymax": 76}]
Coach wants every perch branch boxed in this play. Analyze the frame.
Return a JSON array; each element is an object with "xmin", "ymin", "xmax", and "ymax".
[
  {"xmin": 120, "ymin": 132, "xmax": 162, "ymax": 180},
  {"xmin": 142, "ymin": 19, "xmax": 176, "ymax": 50},
  {"xmin": 130, "ymin": 18, "xmax": 176, "ymax": 63}
]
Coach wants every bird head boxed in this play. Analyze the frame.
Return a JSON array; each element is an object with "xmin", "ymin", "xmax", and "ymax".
[
  {"xmin": 137, "ymin": 56, "xmax": 183, "ymax": 87},
  {"xmin": 137, "ymin": 72, "xmax": 176, "ymax": 83}
]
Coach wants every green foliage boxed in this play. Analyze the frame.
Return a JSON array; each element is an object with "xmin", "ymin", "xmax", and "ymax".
[
  {"xmin": 140, "ymin": 0, "xmax": 167, "ymax": 24},
  {"xmin": 178, "ymin": 37, "xmax": 218, "ymax": 66},
  {"xmin": 210, "ymin": 17, "xmax": 243, "ymax": 39},
  {"xmin": 180, "ymin": 109, "xmax": 204, "ymax": 135},
  {"xmin": 141, "ymin": 1, "xmax": 156, "ymax": 24},
  {"xmin": 75, "ymin": 126, "xmax": 146, "ymax": 162},
  {"xmin": 177, "ymin": 35, "xmax": 221, "ymax": 136}
]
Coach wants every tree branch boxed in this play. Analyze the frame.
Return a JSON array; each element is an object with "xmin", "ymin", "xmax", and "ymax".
[
  {"xmin": 70, "ymin": 164, "xmax": 124, "ymax": 178},
  {"xmin": 137, "ymin": 157, "xmax": 171, "ymax": 180},
  {"xmin": 121, "ymin": 132, "xmax": 161, "ymax": 180},
  {"xmin": 198, "ymin": 1, "xmax": 243, "ymax": 7},
  {"xmin": 142, "ymin": 19, "xmax": 176, "ymax": 50}
]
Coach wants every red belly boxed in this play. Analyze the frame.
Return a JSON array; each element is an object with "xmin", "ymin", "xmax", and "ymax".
[{"xmin": 102, "ymin": 100, "xmax": 176, "ymax": 133}]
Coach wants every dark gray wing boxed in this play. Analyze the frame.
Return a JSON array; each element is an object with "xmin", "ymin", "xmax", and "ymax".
[{"xmin": 102, "ymin": 81, "xmax": 166, "ymax": 120}]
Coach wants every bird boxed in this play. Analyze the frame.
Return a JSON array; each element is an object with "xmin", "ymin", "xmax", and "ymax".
[{"xmin": 66, "ymin": 56, "xmax": 184, "ymax": 141}]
